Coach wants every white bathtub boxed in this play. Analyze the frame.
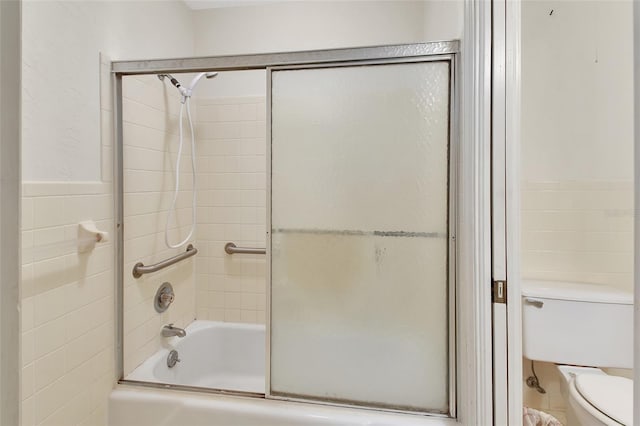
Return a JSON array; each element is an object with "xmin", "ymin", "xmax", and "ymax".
[
  {"xmin": 126, "ymin": 321, "xmax": 265, "ymax": 393},
  {"xmin": 108, "ymin": 388, "xmax": 454, "ymax": 426},
  {"xmin": 111, "ymin": 320, "xmax": 452, "ymax": 426}
]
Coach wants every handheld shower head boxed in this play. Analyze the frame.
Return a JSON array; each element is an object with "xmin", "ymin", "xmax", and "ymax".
[{"xmin": 188, "ymin": 72, "xmax": 218, "ymax": 91}]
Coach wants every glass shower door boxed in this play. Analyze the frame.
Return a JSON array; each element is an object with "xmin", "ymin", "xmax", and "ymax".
[{"xmin": 269, "ymin": 59, "xmax": 454, "ymax": 414}]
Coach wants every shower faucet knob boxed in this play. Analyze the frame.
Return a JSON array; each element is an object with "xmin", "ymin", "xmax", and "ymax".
[{"xmin": 154, "ymin": 282, "xmax": 175, "ymax": 313}]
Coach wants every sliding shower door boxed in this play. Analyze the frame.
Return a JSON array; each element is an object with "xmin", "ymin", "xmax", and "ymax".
[{"xmin": 268, "ymin": 59, "xmax": 455, "ymax": 414}]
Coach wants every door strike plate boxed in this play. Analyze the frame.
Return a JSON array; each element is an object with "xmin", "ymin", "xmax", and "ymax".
[{"xmin": 493, "ymin": 280, "xmax": 507, "ymax": 304}]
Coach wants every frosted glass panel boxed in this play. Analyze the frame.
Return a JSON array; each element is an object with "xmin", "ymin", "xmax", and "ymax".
[{"xmin": 270, "ymin": 61, "xmax": 451, "ymax": 413}]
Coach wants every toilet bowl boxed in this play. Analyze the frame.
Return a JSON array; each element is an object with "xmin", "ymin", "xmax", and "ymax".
[
  {"xmin": 522, "ymin": 281, "xmax": 634, "ymax": 426},
  {"xmin": 556, "ymin": 365, "xmax": 633, "ymax": 426}
]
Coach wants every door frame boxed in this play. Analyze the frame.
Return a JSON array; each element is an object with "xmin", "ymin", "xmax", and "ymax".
[
  {"xmin": 633, "ymin": 2, "xmax": 640, "ymax": 424},
  {"xmin": 498, "ymin": 0, "xmax": 524, "ymax": 423},
  {"xmin": 0, "ymin": 1, "xmax": 22, "ymax": 425}
]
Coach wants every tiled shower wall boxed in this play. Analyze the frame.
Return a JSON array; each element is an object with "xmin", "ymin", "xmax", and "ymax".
[
  {"xmin": 521, "ymin": 181, "xmax": 634, "ymax": 292},
  {"xmin": 20, "ymin": 56, "xmax": 116, "ymax": 426},
  {"xmin": 194, "ymin": 96, "xmax": 267, "ymax": 324},
  {"xmin": 21, "ymin": 185, "xmax": 115, "ymax": 426},
  {"xmin": 521, "ymin": 180, "xmax": 634, "ymax": 423},
  {"xmin": 122, "ymin": 75, "xmax": 197, "ymax": 375}
]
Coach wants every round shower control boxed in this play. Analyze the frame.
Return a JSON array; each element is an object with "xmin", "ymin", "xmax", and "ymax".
[{"xmin": 154, "ymin": 282, "xmax": 175, "ymax": 313}]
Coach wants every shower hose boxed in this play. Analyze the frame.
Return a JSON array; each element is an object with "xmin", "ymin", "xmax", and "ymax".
[{"xmin": 165, "ymin": 98, "xmax": 197, "ymax": 249}]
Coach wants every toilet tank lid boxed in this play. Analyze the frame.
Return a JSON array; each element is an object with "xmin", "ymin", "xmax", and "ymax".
[{"xmin": 522, "ymin": 281, "xmax": 633, "ymax": 305}]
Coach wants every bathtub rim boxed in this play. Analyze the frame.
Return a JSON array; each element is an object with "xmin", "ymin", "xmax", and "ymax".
[
  {"xmin": 122, "ymin": 320, "xmax": 449, "ymax": 416},
  {"xmin": 118, "ymin": 378, "xmax": 266, "ymax": 400},
  {"xmin": 111, "ymin": 383, "xmax": 453, "ymax": 422}
]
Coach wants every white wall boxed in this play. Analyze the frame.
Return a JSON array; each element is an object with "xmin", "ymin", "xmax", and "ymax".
[
  {"xmin": 196, "ymin": 71, "xmax": 266, "ymax": 99},
  {"xmin": 521, "ymin": 1, "xmax": 634, "ymax": 421},
  {"xmin": 194, "ymin": 1, "xmax": 434, "ymax": 56},
  {"xmin": 521, "ymin": 0, "xmax": 633, "ymax": 182},
  {"xmin": 23, "ymin": 0, "xmax": 465, "ymax": 181},
  {"xmin": 520, "ymin": 0, "xmax": 634, "ymax": 291},
  {"xmin": 193, "ymin": 1, "xmax": 463, "ymax": 96},
  {"xmin": 22, "ymin": 0, "xmax": 195, "ymax": 181},
  {"xmin": 21, "ymin": 2, "xmax": 196, "ymax": 425}
]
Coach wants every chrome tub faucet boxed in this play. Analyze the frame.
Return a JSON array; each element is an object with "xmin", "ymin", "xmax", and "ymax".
[{"xmin": 161, "ymin": 323, "xmax": 186, "ymax": 338}]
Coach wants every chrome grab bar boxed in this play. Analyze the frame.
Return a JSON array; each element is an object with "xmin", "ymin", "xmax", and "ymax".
[
  {"xmin": 132, "ymin": 244, "xmax": 198, "ymax": 278},
  {"xmin": 224, "ymin": 242, "xmax": 266, "ymax": 255}
]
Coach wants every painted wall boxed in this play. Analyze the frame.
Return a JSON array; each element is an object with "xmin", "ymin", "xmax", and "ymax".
[
  {"xmin": 22, "ymin": 0, "xmax": 464, "ymax": 181},
  {"xmin": 21, "ymin": 2, "xmax": 195, "ymax": 425},
  {"xmin": 22, "ymin": 0, "xmax": 194, "ymax": 181},
  {"xmin": 520, "ymin": 0, "xmax": 634, "ymax": 421},
  {"xmin": 193, "ymin": 1, "xmax": 458, "ymax": 56},
  {"xmin": 193, "ymin": 1, "xmax": 463, "ymax": 95},
  {"xmin": 521, "ymin": 0, "xmax": 634, "ymax": 292},
  {"xmin": 521, "ymin": 1, "xmax": 633, "ymax": 183}
]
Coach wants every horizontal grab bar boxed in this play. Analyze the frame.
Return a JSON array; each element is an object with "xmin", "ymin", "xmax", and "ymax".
[
  {"xmin": 224, "ymin": 242, "xmax": 266, "ymax": 255},
  {"xmin": 132, "ymin": 244, "xmax": 198, "ymax": 278}
]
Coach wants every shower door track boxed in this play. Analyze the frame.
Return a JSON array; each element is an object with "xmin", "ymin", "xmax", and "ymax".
[
  {"xmin": 112, "ymin": 41, "xmax": 458, "ymax": 74},
  {"xmin": 112, "ymin": 40, "xmax": 461, "ymax": 420}
]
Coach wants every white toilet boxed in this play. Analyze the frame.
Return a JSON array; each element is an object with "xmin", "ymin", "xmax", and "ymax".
[{"xmin": 522, "ymin": 280, "xmax": 634, "ymax": 425}]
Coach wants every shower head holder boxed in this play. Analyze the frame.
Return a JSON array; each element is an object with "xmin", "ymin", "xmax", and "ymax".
[{"xmin": 158, "ymin": 72, "xmax": 218, "ymax": 103}]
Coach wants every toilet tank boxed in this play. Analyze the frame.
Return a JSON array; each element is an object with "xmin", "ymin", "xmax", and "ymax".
[{"xmin": 522, "ymin": 280, "xmax": 633, "ymax": 369}]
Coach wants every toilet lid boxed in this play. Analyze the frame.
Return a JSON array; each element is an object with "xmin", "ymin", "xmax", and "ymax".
[{"xmin": 575, "ymin": 374, "xmax": 633, "ymax": 425}]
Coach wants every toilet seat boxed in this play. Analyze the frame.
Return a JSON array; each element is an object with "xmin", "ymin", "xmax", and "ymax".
[{"xmin": 575, "ymin": 375, "xmax": 633, "ymax": 425}]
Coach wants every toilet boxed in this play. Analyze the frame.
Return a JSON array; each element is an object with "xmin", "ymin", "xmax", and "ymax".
[{"xmin": 522, "ymin": 280, "xmax": 634, "ymax": 425}]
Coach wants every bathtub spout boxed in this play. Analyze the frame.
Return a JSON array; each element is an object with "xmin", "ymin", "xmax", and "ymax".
[{"xmin": 161, "ymin": 324, "xmax": 186, "ymax": 338}]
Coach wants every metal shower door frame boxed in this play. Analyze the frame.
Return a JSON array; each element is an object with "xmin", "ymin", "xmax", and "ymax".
[
  {"xmin": 111, "ymin": 40, "xmax": 461, "ymax": 419},
  {"xmin": 265, "ymin": 55, "xmax": 458, "ymax": 417}
]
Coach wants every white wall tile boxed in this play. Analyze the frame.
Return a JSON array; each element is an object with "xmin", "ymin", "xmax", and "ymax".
[
  {"xmin": 194, "ymin": 97, "xmax": 267, "ymax": 324},
  {"xmin": 22, "ymin": 297, "xmax": 35, "ymax": 333},
  {"xmin": 34, "ymin": 348, "xmax": 66, "ymax": 392},
  {"xmin": 33, "ymin": 317, "xmax": 67, "ymax": 360},
  {"xmin": 22, "ymin": 364, "xmax": 35, "ymax": 400},
  {"xmin": 65, "ymin": 322, "xmax": 112, "ymax": 372},
  {"xmin": 121, "ymin": 75, "xmax": 198, "ymax": 377},
  {"xmin": 22, "ymin": 187, "xmax": 116, "ymax": 426},
  {"xmin": 22, "ymin": 396, "xmax": 35, "ymax": 426},
  {"xmin": 522, "ymin": 181, "xmax": 634, "ymax": 292},
  {"xmin": 22, "ymin": 330, "xmax": 35, "ymax": 368}
]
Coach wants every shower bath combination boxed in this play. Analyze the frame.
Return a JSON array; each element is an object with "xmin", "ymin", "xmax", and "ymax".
[
  {"xmin": 158, "ymin": 72, "xmax": 218, "ymax": 249},
  {"xmin": 114, "ymin": 41, "xmax": 460, "ymax": 425}
]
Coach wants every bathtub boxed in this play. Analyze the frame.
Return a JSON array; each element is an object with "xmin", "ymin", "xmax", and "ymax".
[
  {"xmin": 126, "ymin": 320, "xmax": 265, "ymax": 393},
  {"xmin": 110, "ymin": 320, "xmax": 453, "ymax": 426}
]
